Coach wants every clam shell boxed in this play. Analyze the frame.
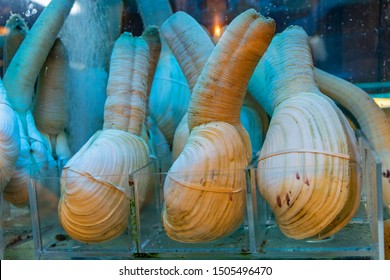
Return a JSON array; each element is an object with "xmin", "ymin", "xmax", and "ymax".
[
  {"xmin": 162, "ymin": 122, "xmax": 248, "ymax": 243},
  {"xmin": 59, "ymin": 129, "xmax": 150, "ymax": 243},
  {"xmin": 173, "ymin": 105, "xmax": 264, "ymax": 162},
  {"xmin": 148, "ymin": 46, "xmax": 191, "ymax": 144},
  {"xmin": 257, "ymin": 93, "xmax": 358, "ymax": 239},
  {"xmin": 0, "ymin": 92, "xmax": 20, "ymax": 192}
]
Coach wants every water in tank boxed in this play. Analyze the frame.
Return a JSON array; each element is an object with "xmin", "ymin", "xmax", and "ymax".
[{"xmin": 0, "ymin": 0, "xmax": 388, "ymax": 259}]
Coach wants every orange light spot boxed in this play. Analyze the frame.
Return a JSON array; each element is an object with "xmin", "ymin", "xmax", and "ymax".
[
  {"xmin": 214, "ymin": 24, "xmax": 221, "ymax": 39},
  {"xmin": 0, "ymin": 26, "xmax": 10, "ymax": 36}
]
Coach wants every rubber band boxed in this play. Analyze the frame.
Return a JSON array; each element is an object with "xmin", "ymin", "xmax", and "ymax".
[
  {"xmin": 64, "ymin": 167, "xmax": 131, "ymax": 198},
  {"xmin": 258, "ymin": 149, "xmax": 351, "ymax": 162},
  {"xmin": 167, "ymin": 174, "xmax": 244, "ymax": 194}
]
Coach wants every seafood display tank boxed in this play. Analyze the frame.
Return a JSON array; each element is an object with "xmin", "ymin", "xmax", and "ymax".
[{"xmin": 0, "ymin": 0, "xmax": 389, "ymax": 260}]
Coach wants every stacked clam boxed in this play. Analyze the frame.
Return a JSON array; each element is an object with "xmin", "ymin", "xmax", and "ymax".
[
  {"xmin": 160, "ymin": 9, "xmax": 276, "ymax": 242},
  {"xmin": 251, "ymin": 26, "xmax": 361, "ymax": 239},
  {"xmin": 59, "ymin": 33, "xmax": 151, "ymax": 243}
]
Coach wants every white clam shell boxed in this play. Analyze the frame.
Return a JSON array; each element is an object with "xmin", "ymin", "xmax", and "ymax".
[
  {"xmin": 59, "ymin": 129, "xmax": 150, "ymax": 243},
  {"xmin": 257, "ymin": 93, "xmax": 360, "ymax": 239},
  {"xmin": 0, "ymin": 92, "xmax": 20, "ymax": 192},
  {"xmin": 148, "ymin": 47, "xmax": 191, "ymax": 144},
  {"xmin": 163, "ymin": 122, "xmax": 248, "ymax": 243}
]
